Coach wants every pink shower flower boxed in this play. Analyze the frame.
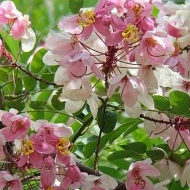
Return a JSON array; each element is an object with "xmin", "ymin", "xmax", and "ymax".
[
  {"xmin": 0, "ymin": 110, "xmax": 31, "ymax": 141},
  {"xmin": 59, "ymin": 50, "xmax": 104, "ymax": 80},
  {"xmin": 17, "ymin": 138, "xmax": 44, "ymax": 169},
  {"xmin": 105, "ymin": 13, "xmax": 138, "ymax": 50},
  {"xmin": 0, "ymin": 171, "xmax": 23, "ymax": 190},
  {"xmin": 0, "ymin": 1, "xmax": 21, "ymax": 25},
  {"xmin": 126, "ymin": 159, "xmax": 160, "ymax": 190},
  {"xmin": 108, "ymin": 74, "xmax": 146, "ymax": 107},
  {"xmin": 59, "ymin": 0, "xmax": 115, "ymax": 40},
  {"xmin": 34, "ymin": 120, "xmax": 73, "ymax": 138},
  {"xmin": 135, "ymin": 30, "xmax": 175, "ymax": 66}
]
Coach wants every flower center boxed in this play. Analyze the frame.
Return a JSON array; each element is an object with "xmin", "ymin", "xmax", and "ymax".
[
  {"xmin": 132, "ymin": 4, "xmax": 144, "ymax": 16},
  {"xmin": 21, "ymin": 140, "xmax": 34, "ymax": 156},
  {"xmin": 78, "ymin": 10, "xmax": 95, "ymax": 27},
  {"xmin": 122, "ymin": 24, "xmax": 139, "ymax": 43},
  {"xmin": 146, "ymin": 37, "xmax": 157, "ymax": 47},
  {"xmin": 56, "ymin": 138, "xmax": 70, "ymax": 155}
]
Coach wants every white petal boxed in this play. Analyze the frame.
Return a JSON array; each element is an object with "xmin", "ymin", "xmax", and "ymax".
[
  {"xmin": 168, "ymin": 160, "xmax": 181, "ymax": 181},
  {"xmin": 21, "ymin": 28, "xmax": 36, "ymax": 52},
  {"xmin": 43, "ymin": 51, "xmax": 60, "ymax": 65},
  {"xmin": 65, "ymin": 100, "xmax": 84, "ymax": 114},
  {"xmin": 87, "ymin": 93, "xmax": 99, "ymax": 119}
]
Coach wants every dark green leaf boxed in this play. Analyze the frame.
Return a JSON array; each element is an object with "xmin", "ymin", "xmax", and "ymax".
[
  {"xmin": 121, "ymin": 142, "xmax": 147, "ymax": 154},
  {"xmin": 6, "ymin": 100, "xmax": 25, "ymax": 111},
  {"xmin": 109, "ymin": 118, "xmax": 142, "ymax": 142},
  {"xmin": 108, "ymin": 150, "xmax": 143, "ymax": 160},
  {"xmin": 23, "ymin": 76, "xmax": 37, "ymax": 91},
  {"xmin": 146, "ymin": 149, "xmax": 164, "ymax": 161},
  {"xmin": 51, "ymin": 90, "xmax": 65, "ymax": 111},
  {"xmin": 29, "ymin": 101, "xmax": 46, "ymax": 110},
  {"xmin": 169, "ymin": 90, "xmax": 190, "ymax": 114},
  {"xmin": 69, "ymin": 0, "xmax": 84, "ymax": 14},
  {"xmin": 97, "ymin": 108, "xmax": 117, "ymax": 133},
  {"xmin": 109, "ymin": 159, "xmax": 130, "ymax": 170},
  {"xmin": 153, "ymin": 95, "xmax": 170, "ymax": 111}
]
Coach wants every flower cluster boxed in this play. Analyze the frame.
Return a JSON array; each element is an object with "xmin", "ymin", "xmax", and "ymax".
[
  {"xmin": 1, "ymin": 0, "xmax": 190, "ymax": 190},
  {"xmin": 0, "ymin": 109, "xmax": 118, "ymax": 190},
  {"xmin": 42, "ymin": 0, "xmax": 190, "ymax": 119},
  {"xmin": 0, "ymin": 0, "xmax": 36, "ymax": 52}
]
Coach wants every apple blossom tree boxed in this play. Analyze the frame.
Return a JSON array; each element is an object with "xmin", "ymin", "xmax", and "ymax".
[{"xmin": 0, "ymin": 0, "xmax": 190, "ymax": 189}]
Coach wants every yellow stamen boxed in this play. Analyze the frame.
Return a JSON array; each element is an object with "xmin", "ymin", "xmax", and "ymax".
[
  {"xmin": 122, "ymin": 24, "xmax": 139, "ymax": 43},
  {"xmin": 56, "ymin": 138, "xmax": 70, "ymax": 155},
  {"xmin": 21, "ymin": 140, "xmax": 34, "ymax": 156},
  {"xmin": 78, "ymin": 10, "xmax": 95, "ymax": 27}
]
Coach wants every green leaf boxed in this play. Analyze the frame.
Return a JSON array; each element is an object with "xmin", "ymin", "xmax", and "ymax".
[
  {"xmin": 51, "ymin": 90, "xmax": 65, "ymax": 111},
  {"xmin": 6, "ymin": 100, "xmax": 25, "ymax": 111},
  {"xmin": 123, "ymin": 119, "xmax": 141, "ymax": 137},
  {"xmin": 29, "ymin": 101, "xmax": 46, "ymax": 110},
  {"xmin": 153, "ymin": 95, "xmax": 170, "ymax": 111},
  {"xmin": 109, "ymin": 159, "xmax": 130, "ymax": 170},
  {"xmin": 97, "ymin": 108, "xmax": 117, "ymax": 133},
  {"xmin": 15, "ymin": 78, "xmax": 23, "ymax": 95},
  {"xmin": 121, "ymin": 142, "xmax": 147, "ymax": 154},
  {"xmin": 30, "ymin": 48, "xmax": 46, "ymax": 73},
  {"xmin": 169, "ymin": 90, "xmax": 190, "ymax": 114},
  {"xmin": 83, "ymin": 134, "xmax": 110, "ymax": 158},
  {"xmin": 152, "ymin": 6, "xmax": 159, "ymax": 18},
  {"xmin": 146, "ymin": 149, "xmax": 164, "ymax": 161},
  {"xmin": 108, "ymin": 150, "xmax": 143, "ymax": 160},
  {"xmin": 99, "ymin": 166, "xmax": 122, "ymax": 179},
  {"xmin": 69, "ymin": 0, "xmax": 84, "ymax": 14},
  {"xmin": 23, "ymin": 76, "xmax": 37, "ymax": 91},
  {"xmin": 110, "ymin": 118, "xmax": 142, "ymax": 142},
  {"xmin": 0, "ymin": 69, "xmax": 8, "ymax": 82},
  {"xmin": 0, "ymin": 29, "xmax": 20, "ymax": 59}
]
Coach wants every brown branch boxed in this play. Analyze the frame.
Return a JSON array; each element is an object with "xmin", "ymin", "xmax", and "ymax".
[{"xmin": 14, "ymin": 62, "xmax": 63, "ymax": 87}]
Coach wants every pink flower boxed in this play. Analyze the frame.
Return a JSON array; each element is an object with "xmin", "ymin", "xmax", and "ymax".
[
  {"xmin": 108, "ymin": 74, "xmax": 148, "ymax": 107},
  {"xmin": 59, "ymin": 0, "xmax": 114, "ymax": 40},
  {"xmin": 41, "ymin": 165, "xmax": 56, "ymax": 189},
  {"xmin": 126, "ymin": 159, "xmax": 160, "ymax": 190},
  {"xmin": 135, "ymin": 30, "xmax": 175, "ymax": 66},
  {"xmin": 0, "ymin": 171, "xmax": 23, "ymax": 190},
  {"xmin": 0, "ymin": 1, "xmax": 21, "ymax": 25},
  {"xmin": 34, "ymin": 120, "xmax": 73, "ymax": 138},
  {"xmin": 167, "ymin": 117, "xmax": 190, "ymax": 151},
  {"xmin": 59, "ymin": 50, "xmax": 104, "ymax": 80},
  {"xmin": 17, "ymin": 139, "xmax": 44, "ymax": 169},
  {"xmin": 0, "ymin": 110, "xmax": 31, "ymax": 141},
  {"xmin": 105, "ymin": 13, "xmax": 138, "ymax": 50},
  {"xmin": 83, "ymin": 174, "xmax": 118, "ymax": 190}
]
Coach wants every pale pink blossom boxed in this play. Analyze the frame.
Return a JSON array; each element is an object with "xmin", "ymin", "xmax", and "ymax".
[
  {"xmin": 126, "ymin": 159, "xmax": 160, "ymax": 190},
  {"xmin": 154, "ymin": 158, "xmax": 181, "ymax": 182},
  {"xmin": 59, "ymin": 50, "xmax": 104, "ymax": 80},
  {"xmin": 181, "ymin": 159, "xmax": 190, "ymax": 187},
  {"xmin": 0, "ymin": 1, "xmax": 21, "ymax": 24},
  {"xmin": 0, "ymin": 110, "xmax": 31, "ymax": 141},
  {"xmin": 135, "ymin": 30, "xmax": 175, "ymax": 66},
  {"xmin": 83, "ymin": 174, "xmax": 118, "ymax": 190},
  {"xmin": 0, "ymin": 171, "xmax": 23, "ymax": 190}
]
